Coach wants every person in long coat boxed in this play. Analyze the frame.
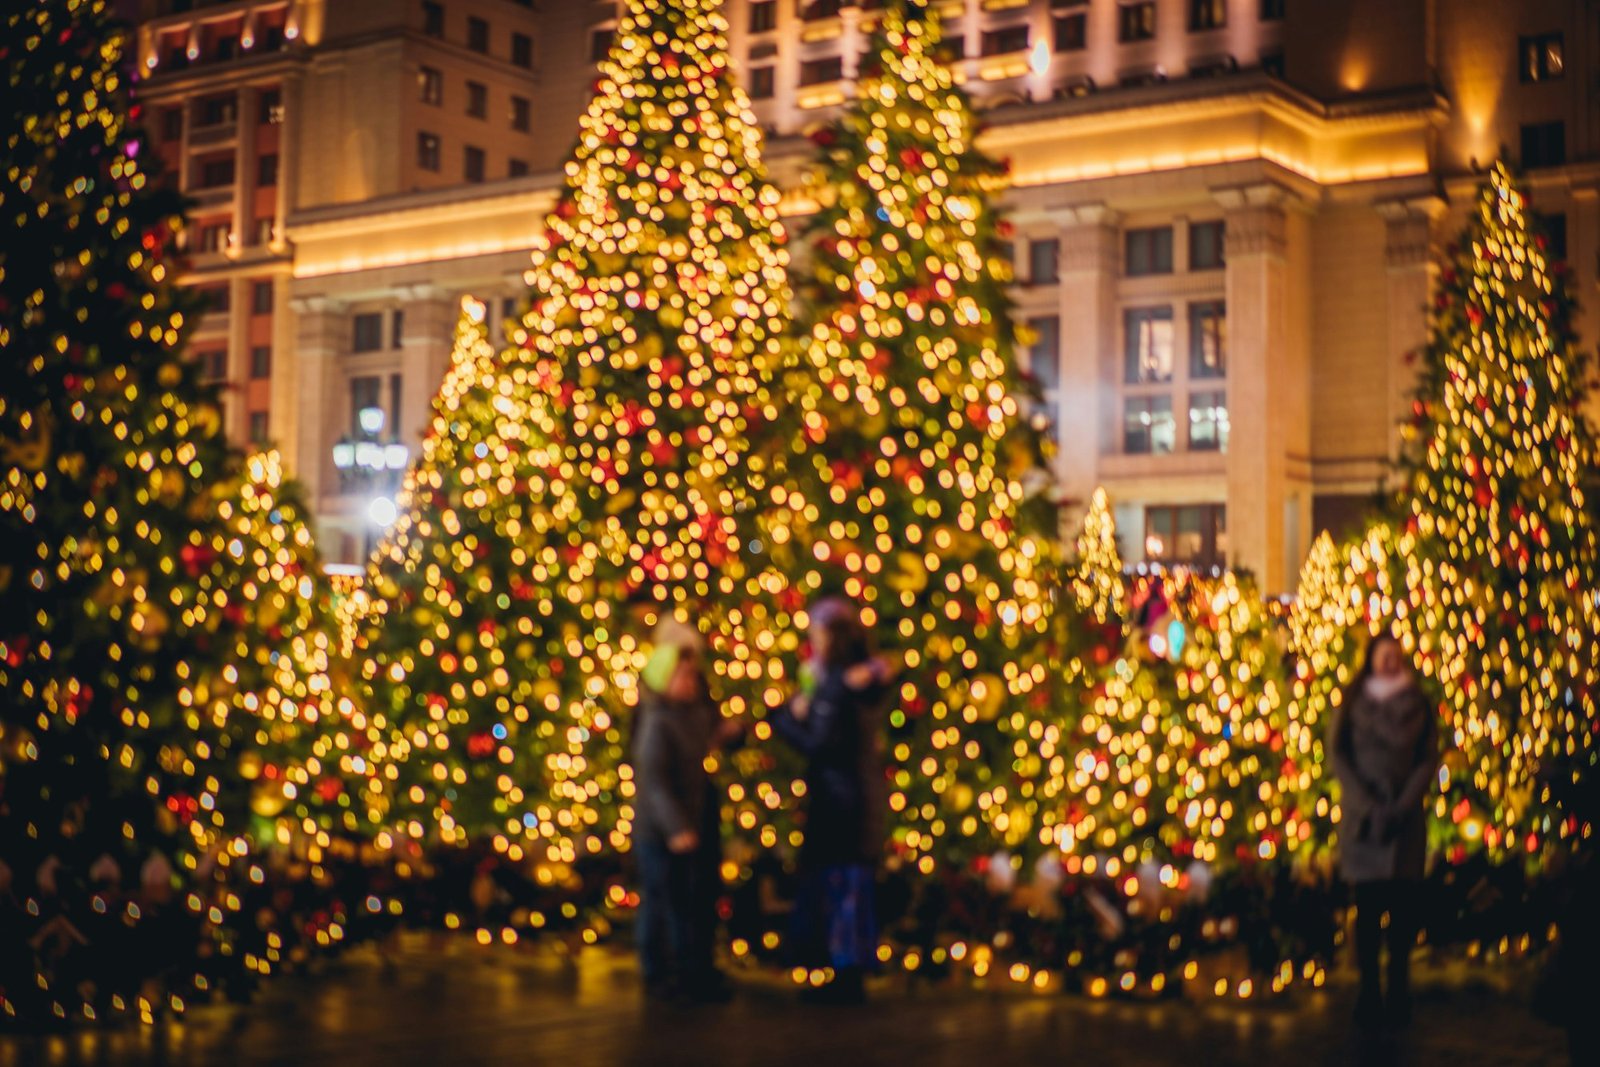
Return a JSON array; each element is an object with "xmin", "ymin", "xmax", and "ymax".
[
  {"xmin": 632, "ymin": 616, "xmax": 741, "ymax": 1002},
  {"xmin": 1330, "ymin": 628, "xmax": 1437, "ymax": 1027},
  {"xmin": 773, "ymin": 597, "xmax": 893, "ymax": 1003}
]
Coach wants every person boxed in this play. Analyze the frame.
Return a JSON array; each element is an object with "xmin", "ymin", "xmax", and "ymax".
[
  {"xmin": 631, "ymin": 616, "xmax": 741, "ymax": 1003},
  {"xmin": 1329, "ymin": 628, "xmax": 1437, "ymax": 1027},
  {"xmin": 773, "ymin": 597, "xmax": 893, "ymax": 1004}
]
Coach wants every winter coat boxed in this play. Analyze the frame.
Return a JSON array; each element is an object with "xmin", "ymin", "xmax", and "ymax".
[
  {"xmin": 632, "ymin": 691, "xmax": 719, "ymax": 844},
  {"xmin": 773, "ymin": 664, "xmax": 888, "ymax": 868},
  {"xmin": 1330, "ymin": 677, "xmax": 1437, "ymax": 883}
]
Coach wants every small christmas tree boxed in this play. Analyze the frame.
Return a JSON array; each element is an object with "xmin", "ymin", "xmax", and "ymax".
[
  {"xmin": 362, "ymin": 299, "xmax": 623, "ymax": 863},
  {"xmin": 1073, "ymin": 488, "xmax": 1127, "ymax": 627},
  {"xmin": 774, "ymin": 0, "xmax": 1062, "ymax": 868}
]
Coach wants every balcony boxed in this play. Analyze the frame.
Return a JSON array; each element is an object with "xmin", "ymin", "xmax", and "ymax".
[
  {"xmin": 188, "ymin": 120, "xmax": 238, "ymax": 148},
  {"xmin": 189, "ymin": 184, "xmax": 235, "ymax": 211}
]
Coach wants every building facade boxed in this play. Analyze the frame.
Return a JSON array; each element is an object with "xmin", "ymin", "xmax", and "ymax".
[{"xmin": 130, "ymin": 0, "xmax": 1600, "ymax": 591}]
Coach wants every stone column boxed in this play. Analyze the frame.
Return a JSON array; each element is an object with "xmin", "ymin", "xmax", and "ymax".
[
  {"xmin": 290, "ymin": 295, "xmax": 345, "ymax": 510},
  {"xmin": 1053, "ymin": 204, "xmax": 1120, "ymax": 516},
  {"xmin": 1377, "ymin": 196, "xmax": 1443, "ymax": 477},
  {"xmin": 1215, "ymin": 184, "xmax": 1312, "ymax": 593},
  {"xmin": 234, "ymin": 85, "xmax": 258, "ymax": 251},
  {"xmin": 395, "ymin": 286, "xmax": 458, "ymax": 453},
  {"xmin": 269, "ymin": 275, "xmax": 299, "ymax": 471}
]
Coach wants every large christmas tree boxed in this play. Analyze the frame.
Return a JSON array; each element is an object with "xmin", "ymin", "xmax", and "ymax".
[
  {"xmin": 1389, "ymin": 163, "xmax": 1598, "ymax": 859},
  {"xmin": 0, "ymin": 0, "xmax": 284, "ymax": 1018},
  {"xmin": 771, "ymin": 0, "xmax": 1061, "ymax": 870}
]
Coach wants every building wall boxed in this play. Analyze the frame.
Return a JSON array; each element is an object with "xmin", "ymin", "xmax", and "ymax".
[{"xmin": 131, "ymin": 0, "xmax": 1600, "ymax": 590}]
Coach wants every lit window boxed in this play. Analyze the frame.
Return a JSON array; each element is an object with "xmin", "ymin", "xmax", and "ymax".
[
  {"xmin": 1123, "ymin": 396, "xmax": 1175, "ymax": 454},
  {"xmin": 1118, "ymin": 2, "xmax": 1156, "ymax": 42},
  {"xmin": 419, "ymin": 67, "xmax": 442, "ymax": 106},
  {"xmin": 1124, "ymin": 306, "xmax": 1174, "ymax": 384},
  {"xmin": 1188, "ymin": 390, "xmax": 1228, "ymax": 452},
  {"xmin": 1189, "ymin": 0, "xmax": 1226, "ymax": 31},
  {"xmin": 1519, "ymin": 33, "xmax": 1564, "ymax": 82},
  {"xmin": 1188, "ymin": 301, "xmax": 1226, "ymax": 379}
]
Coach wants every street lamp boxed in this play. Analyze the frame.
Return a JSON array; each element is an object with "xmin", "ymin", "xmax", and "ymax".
[{"xmin": 332, "ymin": 405, "xmax": 410, "ymax": 558}]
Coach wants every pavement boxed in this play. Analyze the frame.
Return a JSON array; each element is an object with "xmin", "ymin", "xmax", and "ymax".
[{"xmin": 0, "ymin": 939, "xmax": 1575, "ymax": 1067}]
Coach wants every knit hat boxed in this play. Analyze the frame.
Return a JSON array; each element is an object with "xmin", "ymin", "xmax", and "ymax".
[{"xmin": 641, "ymin": 615, "xmax": 704, "ymax": 693}]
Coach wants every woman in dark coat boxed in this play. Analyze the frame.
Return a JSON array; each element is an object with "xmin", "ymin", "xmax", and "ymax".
[
  {"xmin": 1329, "ymin": 628, "xmax": 1437, "ymax": 1027},
  {"xmin": 773, "ymin": 597, "xmax": 893, "ymax": 1003}
]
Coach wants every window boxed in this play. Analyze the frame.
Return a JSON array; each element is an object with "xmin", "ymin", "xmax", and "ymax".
[
  {"xmin": 935, "ymin": 35, "xmax": 966, "ymax": 63},
  {"xmin": 419, "ymin": 66, "xmax": 443, "ymax": 106},
  {"xmin": 353, "ymin": 313, "xmax": 383, "ymax": 353},
  {"xmin": 1054, "ymin": 14, "xmax": 1087, "ymax": 52},
  {"xmin": 417, "ymin": 131, "xmax": 441, "ymax": 171},
  {"xmin": 257, "ymin": 88, "xmax": 282, "ymax": 126},
  {"xmin": 1028, "ymin": 238, "xmax": 1059, "ymax": 285},
  {"xmin": 1123, "ymin": 396, "xmax": 1175, "ymax": 454},
  {"xmin": 162, "ymin": 107, "xmax": 183, "ymax": 141},
  {"xmin": 1118, "ymin": 2, "xmax": 1156, "ymax": 42},
  {"xmin": 803, "ymin": 0, "xmax": 844, "ymax": 18},
  {"xmin": 1259, "ymin": 0, "xmax": 1285, "ymax": 19},
  {"xmin": 1144, "ymin": 505, "xmax": 1226, "ymax": 566},
  {"xmin": 1026, "ymin": 316, "xmax": 1062, "ymax": 394},
  {"xmin": 467, "ymin": 17, "xmax": 489, "ymax": 53},
  {"xmin": 200, "ymin": 284, "xmax": 231, "ymax": 313},
  {"xmin": 1520, "ymin": 34, "xmax": 1564, "ymax": 83},
  {"xmin": 749, "ymin": 1, "xmax": 777, "ymax": 33},
  {"xmin": 391, "ymin": 310, "xmax": 405, "ymax": 348},
  {"xmin": 1188, "ymin": 390, "xmax": 1228, "ymax": 452},
  {"xmin": 198, "ymin": 222, "xmax": 231, "ymax": 253},
  {"xmin": 349, "ymin": 376, "xmax": 382, "ymax": 433},
  {"xmin": 1260, "ymin": 49, "xmax": 1285, "ymax": 78},
  {"xmin": 254, "ymin": 153, "xmax": 278, "ymax": 187},
  {"xmin": 422, "ymin": 1, "xmax": 444, "ymax": 38},
  {"xmin": 1189, "ymin": 0, "xmax": 1226, "ymax": 31},
  {"xmin": 248, "ymin": 411, "xmax": 270, "ymax": 444},
  {"xmin": 1189, "ymin": 220, "xmax": 1225, "ymax": 270},
  {"xmin": 749, "ymin": 65, "xmax": 776, "ymax": 99},
  {"xmin": 508, "ymin": 158, "xmax": 529, "ymax": 177},
  {"xmin": 201, "ymin": 350, "xmax": 228, "ymax": 380},
  {"xmin": 250, "ymin": 346, "xmax": 272, "ymax": 379},
  {"xmin": 591, "ymin": 28, "xmax": 615, "ymax": 62},
  {"xmin": 198, "ymin": 95, "xmax": 236, "ymax": 127},
  {"xmin": 251, "ymin": 280, "xmax": 273, "ymax": 315},
  {"xmin": 1124, "ymin": 306, "xmax": 1174, "ymax": 383},
  {"xmin": 511, "ymin": 31, "xmax": 532, "ymax": 68},
  {"xmin": 1189, "ymin": 301, "xmax": 1226, "ymax": 379},
  {"xmin": 511, "ymin": 95, "xmax": 530, "ymax": 131},
  {"xmin": 464, "ymin": 145, "xmax": 486, "ymax": 183},
  {"xmin": 1125, "ymin": 226, "xmax": 1174, "ymax": 276},
  {"xmin": 800, "ymin": 55, "xmax": 844, "ymax": 85},
  {"xmin": 1536, "ymin": 212, "xmax": 1567, "ymax": 262},
  {"xmin": 466, "ymin": 80, "xmax": 487, "ymax": 119},
  {"xmin": 198, "ymin": 157, "xmax": 235, "ymax": 188},
  {"xmin": 1521, "ymin": 121, "xmax": 1565, "ymax": 169},
  {"xmin": 982, "ymin": 24, "xmax": 1030, "ymax": 56}
]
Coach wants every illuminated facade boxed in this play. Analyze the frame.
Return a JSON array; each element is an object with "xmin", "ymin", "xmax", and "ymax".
[{"xmin": 131, "ymin": 0, "xmax": 1600, "ymax": 589}]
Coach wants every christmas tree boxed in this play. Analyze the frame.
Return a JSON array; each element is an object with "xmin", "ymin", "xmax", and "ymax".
[
  {"xmin": 0, "ymin": 0, "xmax": 272, "ymax": 1018},
  {"xmin": 361, "ymin": 299, "xmax": 624, "ymax": 864},
  {"xmin": 1073, "ymin": 488, "xmax": 1127, "ymax": 627},
  {"xmin": 1388, "ymin": 162, "xmax": 1598, "ymax": 860},
  {"xmin": 772, "ymin": 0, "xmax": 1061, "ymax": 870},
  {"xmin": 223, "ymin": 450, "xmax": 380, "ymax": 845}
]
